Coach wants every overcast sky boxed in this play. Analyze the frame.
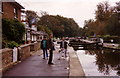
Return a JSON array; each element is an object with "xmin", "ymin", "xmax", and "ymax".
[{"xmin": 16, "ymin": 0, "xmax": 119, "ymax": 28}]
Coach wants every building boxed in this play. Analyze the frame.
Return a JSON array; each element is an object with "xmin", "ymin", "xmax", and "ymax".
[
  {"xmin": 2, "ymin": 1, "xmax": 24, "ymax": 21},
  {"xmin": 0, "ymin": 2, "xmax": 2, "ymax": 14},
  {"xmin": 21, "ymin": 10, "xmax": 47, "ymax": 43},
  {"xmin": 2, "ymin": 1, "xmax": 47, "ymax": 43}
]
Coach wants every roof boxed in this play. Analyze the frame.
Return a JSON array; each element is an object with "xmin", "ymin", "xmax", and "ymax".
[
  {"xmin": 13, "ymin": 2, "xmax": 25, "ymax": 9},
  {"xmin": 31, "ymin": 31, "xmax": 48, "ymax": 35},
  {"xmin": 2, "ymin": 0, "xmax": 24, "ymax": 9}
]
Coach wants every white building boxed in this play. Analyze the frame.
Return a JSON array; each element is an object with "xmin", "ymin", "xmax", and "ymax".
[{"xmin": 21, "ymin": 11, "xmax": 47, "ymax": 43}]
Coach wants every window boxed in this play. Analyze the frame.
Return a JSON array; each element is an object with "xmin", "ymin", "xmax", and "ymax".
[
  {"xmin": 0, "ymin": 2, "xmax": 4, "ymax": 13},
  {"xmin": 2, "ymin": 2, "xmax": 3, "ymax": 12},
  {"xmin": 14, "ymin": 8, "xmax": 18, "ymax": 18},
  {"xmin": 0, "ymin": 2, "xmax": 2, "ymax": 13}
]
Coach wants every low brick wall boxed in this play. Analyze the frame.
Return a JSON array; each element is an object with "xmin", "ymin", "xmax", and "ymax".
[
  {"xmin": 1, "ymin": 42, "xmax": 40, "ymax": 72},
  {"xmin": 18, "ymin": 44, "xmax": 30, "ymax": 61},
  {"xmin": 1, "ymin": 48, "xmax": 13, "ymax": 72},
  {"xmin": 34, "ymin": 42, "xmax": 40, "ymax": 51},
  {"xmin": 30, "ymin": 42, "xmax": 40, "ymax": 52}
]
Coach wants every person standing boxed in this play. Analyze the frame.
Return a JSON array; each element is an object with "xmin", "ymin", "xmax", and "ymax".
[
  {"xmin": 60, "ymin": 37, "xmax": 68, "ymax": 58},
  {"xmin": 41, "ymin": 36, "xmax": 48, "ymax": 59},
  {"xmin": 47, "ymin": 34, "xmax": 55, "ymax": 65}
]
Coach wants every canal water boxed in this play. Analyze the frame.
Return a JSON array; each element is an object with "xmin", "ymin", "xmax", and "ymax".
[{"xmin": 75, "ymin": 47, "xmax": 120, "ymax": 76}]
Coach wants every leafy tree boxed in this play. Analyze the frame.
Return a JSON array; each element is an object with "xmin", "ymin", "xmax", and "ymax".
[
  {"xmin": 83, "ymin": 19, "xmax": 97, "ymax": 36},
  {"xmin": 95, "ymin": 1, "xmax": 111, "ymax": 21},
  {"xmin": 105, "ymin": 2, "xmax": 120, "ymax": 36},
  {"xmin": 83, "ymin": 1, "xmax": 120, "ymax": 36},
  {"xmin": 37, "ymin": 25, "xmax": 52, "ymax": 35},
  {"xmin": 37, "ymin": 15, "xmax": 82, "ymax": 37},
  {"xmin": 25, "ymin": 10, "xmax": 39, "ymax": 27}
]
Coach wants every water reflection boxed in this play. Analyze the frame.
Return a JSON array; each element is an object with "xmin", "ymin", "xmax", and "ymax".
[{"xmin": 77, "ymin": 48, "xmax": 120, "ymax": 76}]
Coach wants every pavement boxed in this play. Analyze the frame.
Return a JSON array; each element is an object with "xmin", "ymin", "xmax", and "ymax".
[{"xmin": 2, "ymin": 43, "xmax": 85, "ymax": 77}]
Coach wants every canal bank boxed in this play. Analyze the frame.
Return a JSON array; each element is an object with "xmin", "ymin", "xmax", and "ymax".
[
  {"xmin": 68, "ymin": 47, "xmax": 85, "ymax": 76},
  {"xmin": 102, "ymin": 43, "xmax": 120, "ymax": 50}
]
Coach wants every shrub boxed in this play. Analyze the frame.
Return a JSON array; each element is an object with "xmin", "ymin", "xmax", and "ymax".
[
  {"xmin": 2, "ymin": 18, "xmax": 25, "ymax": 43},
  {"xmin": 103, "ymin": 35, "xmax": 110, "ymax": 38},
  {"xmin": 8, "ymin": 41, "xmax": 19, "ymax": 49},
  {"xmin": 2, "ymin": 36, "xmax": 8, "ymax": 48},
  {"xmin": 102, "ymin": 35, "xmax": 120, "ymax": 43}
]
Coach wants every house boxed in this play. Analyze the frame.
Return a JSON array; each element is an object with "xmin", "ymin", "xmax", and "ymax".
[
  {"xmin": 0, "ymin": 2, "xmax": 2, "ymax": 19},
  {"xmin": 21, "ymin": 11, "xmax": 47, "ymax": 43},
  {"xmin": 2, "ymin": 0, "xmax": 24, "ymax": 21},
  {"xmin": 0, "ymin": 2, "xmax": 2, "ymax": 14},
  {"xmin": 1, "ymin": 0, "xmax": 47, "ymax": 43}
]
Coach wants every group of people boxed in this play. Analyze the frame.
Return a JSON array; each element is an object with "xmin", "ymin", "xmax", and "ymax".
[{"xmin": 41, "ymin": 34, "xmax": 68, "ymax": 65}]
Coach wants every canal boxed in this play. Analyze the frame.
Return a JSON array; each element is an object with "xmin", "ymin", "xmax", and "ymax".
[{"xmin": 74, "ymin": 47, "xmax": 120, "ymax": 76}]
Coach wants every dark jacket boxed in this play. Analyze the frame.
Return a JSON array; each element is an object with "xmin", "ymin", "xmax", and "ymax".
[
  {"xmin": 60, "ymin": 41, "xmax": 68, "ymax": 49},
  {"xmin": 41, "ymin": 40, "xmax": 48, "ymax": 49},
  {"xmin": 47, "ymin": 39, "xmax": 55, "ymax": 50}
]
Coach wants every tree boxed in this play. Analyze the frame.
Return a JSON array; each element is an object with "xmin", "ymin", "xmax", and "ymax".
[
  {"xmin": 25, "ymin": 10, "xmax": 39, "ymax": 27},
  {"xmin": 37, "ymin": 15, "xmax": 82, "ymax": 37},
  {"xmin": 95, "ymin": 1, "xmax": 110, "ymax": 21},
  {"xmin": 37, "ymin": 25, "xmax": 52, "ymax": 35},
  {"xmin": 83, "ymin": 1, "xmax": 119, "ymax": 36},
  {"xmin": 105, "ymin": 1, "xmax": 120, "ymax": 36},
  {"xmin": 83, "ymin": 19, "xmax": 97, "ymax": 36}
]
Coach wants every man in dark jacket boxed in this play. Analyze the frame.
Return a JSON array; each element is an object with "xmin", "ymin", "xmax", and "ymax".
[
  {"xmin": 41, "ymin": 36, "xmax": 48, "ymax": 59},
  {"xmin": 47, "ymin": 34, "xmax": 55, "ymax": 65},
  {"xmin": 59, "ymin": 37, "xmax": 68, "ymax": 58}
]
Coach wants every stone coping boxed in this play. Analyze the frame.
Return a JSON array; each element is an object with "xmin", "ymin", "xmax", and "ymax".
[{"xmin": 68, "ymin": 47, "xmax": 85, "ymax": 76}]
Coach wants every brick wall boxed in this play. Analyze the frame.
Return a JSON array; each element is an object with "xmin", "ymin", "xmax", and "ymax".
[
  {"xmin": 2, "ymin": 2, "xmax": 21, "ymax": 21},
  {"xmin": 18, "ymin": 44, "xmax": 30, "ymax": 61},
  {"xmin": 1, "ymin": 48, "xmax": 13, "ymax": 71},
  {"xmin": 30, "ymin": 42, "xmax": 40, "ymax": 52},
  {"xmin": 1, "ymin": 42, "xmax": 40, "ymax": 72}
]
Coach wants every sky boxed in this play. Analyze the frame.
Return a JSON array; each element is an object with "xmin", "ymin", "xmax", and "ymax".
[{"xmin": 16, "ymin": 0, "xmax": 120, "ymax": 28}]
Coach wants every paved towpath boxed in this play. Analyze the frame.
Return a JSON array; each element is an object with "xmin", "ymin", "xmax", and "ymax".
[
  {"xmin": 3, "ymin": 49, "xmax": 69, "ymax": 76},
  {"xmin": 2, "ymin": 42, "xmax": 85, "ymax": 77}
]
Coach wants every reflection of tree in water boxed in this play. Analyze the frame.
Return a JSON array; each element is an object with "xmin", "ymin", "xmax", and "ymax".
[{"xmin": 85, "ymin": 49, "xmax": 120, "ymax": 76}]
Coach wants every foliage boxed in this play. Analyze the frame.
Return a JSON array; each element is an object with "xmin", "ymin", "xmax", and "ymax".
[
  {"xmin": 37, "ymin": 15, "xmax": 82, "ymax": 37},
  {"xmin": 95, "ymin": 1, "xmax": 111, "ymax": 21},
  {"xmin": 2, "ymin": 18, "xmax": 25, "ymax": 48},
  {"xmin": 103, "ymin": 35, "xmax": 110, "ymax": 38},
  {"xmin": 103, "ymin": 35, "xmax": 120, "ymax": 43},
  {"xmin": 8, "ymin": 41, "xmax": 19, "ymax": 49},
  {"xmin": 37, "ymin": 25, "xmax": 52, "ymax": 35},
  {"xmin": 105, "ymin": 3, "xmax": 120, "ymax": 36},
  {"xmin": 2, "ymin": 36, "xmax": 8, "ymax": 48},
  {"xmin": 25, "ymin": 10, "xmax": 39, "ymax": 27},
  {"xmin": 118, "ymin": 45, "xmax": 120, "ymax": 48},
  {"xmin": 83, "ymin": 1, "xmax": 120, "ymax": 37}
]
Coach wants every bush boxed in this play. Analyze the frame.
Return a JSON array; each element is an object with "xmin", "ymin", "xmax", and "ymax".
[
  {"xmin": 8, "ymin": 41, "xmax": 19, "ymax": 49},
  {"xmin": 2, "ymin": 18, "xmax": 25, "ymax": 43},
  {"xmin": 103, "ymin": 35, "xmax": 120, "ymax": 43},
  {"xmin": 103, "ymin": 35, "xmax": 110, "ymax": 38},
  {"xmin": 118, "ymin": 45, "xmax": 120, "ymax": 48},
  {"xmin": 2, "ymin": 37, "xmax": 8, "ymax": 48},
  {"xmin": 18, "ymin": 40, "xmax": 26, "ymax": 44}
]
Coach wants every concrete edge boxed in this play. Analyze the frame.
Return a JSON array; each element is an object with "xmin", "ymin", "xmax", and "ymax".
[{"xmin": 68, "ymin": 47, "xmax": 85, "ymax": 76}]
